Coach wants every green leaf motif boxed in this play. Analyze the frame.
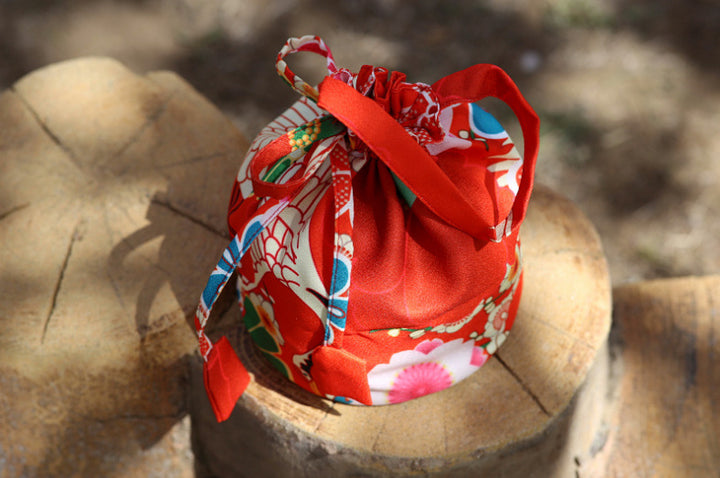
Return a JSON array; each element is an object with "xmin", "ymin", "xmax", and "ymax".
[
  {"xmin": 242, "ymin": 296, "xmax": 280, "ymax": 353},
  {"xmin": 242, "ymin": 296, "xmax": 261, "ymax": 329},
  {"xmin": 250, "ymin": 327, "xmax": 280, "ymax": 353},
  {"xmin": 262, "ymin": 352, "xmax": 290, "ymax": 379}
]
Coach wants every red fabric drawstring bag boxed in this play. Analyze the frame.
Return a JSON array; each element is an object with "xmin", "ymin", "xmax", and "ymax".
[{"xmin": 195, "ymin": 35, "xmax": 540, "ymax": 422}]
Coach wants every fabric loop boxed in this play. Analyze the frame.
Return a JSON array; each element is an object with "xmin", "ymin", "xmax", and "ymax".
[
  {"xmin": 272, "ymin": 37, "xmax": 540, "ymax": 240},
  {"xmin": 249, "ymin": 135, "xmax": 305, "ymax": 199},
  {"xmin": 276, "ymin": 35, "xmax": 339, "ymax": 102},
  {"xmin": 432, "ymin": 64, "xmax": 540, "ymax": 229}
]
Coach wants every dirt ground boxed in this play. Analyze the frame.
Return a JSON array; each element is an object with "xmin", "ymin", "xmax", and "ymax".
[{"xmin": 2, "ymin": 0, "xmax": 719, "ymax": 285}]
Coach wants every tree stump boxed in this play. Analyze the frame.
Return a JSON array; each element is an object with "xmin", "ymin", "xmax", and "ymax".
[
  {"xmin": 0, "ymin": 58, "xmax": 247, "ymax": 476},
  {"xmin": 582, "ymin": 276, "xmax": 720, "ymax": 477},
  {"xmin": 191, "ymin": 184, "xmax": 612, "ymax": 477}
]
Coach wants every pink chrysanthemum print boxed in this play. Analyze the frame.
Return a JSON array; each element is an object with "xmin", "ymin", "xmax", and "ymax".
[
  {"xmin": 367, "ymin": 338, "xmax": 488, "ymax": 405},
  {"xmin": 388, "ymin": 361, "xmax": 452, "ymax": 403}
]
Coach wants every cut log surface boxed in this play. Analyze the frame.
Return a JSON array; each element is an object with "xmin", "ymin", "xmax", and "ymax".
[
  {"xmin": 0, "ymin": 58, "xmax": 247, "ymax": 477},
  {"xmin": 4, "ymin": 56, "xmax": 715, "ymax": 478},
  {"xmin": 583, "ymin": 276, "xmax": 720, "ymax": 478},
  {"xmin": 191, "ymin": 184, "xmax": 613, "ymax": 477}
]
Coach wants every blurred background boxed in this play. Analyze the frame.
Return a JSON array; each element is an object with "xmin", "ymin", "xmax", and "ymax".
[{"xmin": 2, "ymin": 0, "xmax": 719, "ymax": 285}]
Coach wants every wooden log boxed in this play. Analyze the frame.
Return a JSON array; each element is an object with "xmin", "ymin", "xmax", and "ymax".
[
  {"xmin": 582, "ymin": 276, "xmax": 720, "ymax": 477},
  {"xmin": 191, "ymin": 184, "xmax": 613, "ymax": 477},
  {"xmin": 0, "ymin": 57, "xmax": 247, "ymax": 476}
]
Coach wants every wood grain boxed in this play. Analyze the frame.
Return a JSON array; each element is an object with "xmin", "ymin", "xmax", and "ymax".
[
  {"xmin": 0, "ymin": 58, "xmax": 247, "ymax": 477},
  {"xmin": 583, "ymin": 276, "xmax": 720, "ymax": 477}
]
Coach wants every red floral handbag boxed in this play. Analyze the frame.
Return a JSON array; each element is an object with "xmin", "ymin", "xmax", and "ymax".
[{"xmin": 195, "ymin": 35, "xmax": 540, "ymax": 421}]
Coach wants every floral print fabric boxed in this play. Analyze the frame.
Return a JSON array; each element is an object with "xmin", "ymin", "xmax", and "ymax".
[
  {"xmin": 227, "ymin": 90, "xmax": 525, "ymax": 404},
  {"xmin": 196, "ymin": 36, "xmax": 539, "ymax": 416}
]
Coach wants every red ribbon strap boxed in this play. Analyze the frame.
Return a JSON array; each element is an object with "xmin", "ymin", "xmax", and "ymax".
[
  {"xmin": 432, "ymin": 64, "xmax": 540, "ymax": 229},
  {"xmin": 317, "ymin": 66, "xmax": 539, "ymax": 241},
  {"xmin": 318, "ymin": 77, "xmax": 495, "ymax": 240}
]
